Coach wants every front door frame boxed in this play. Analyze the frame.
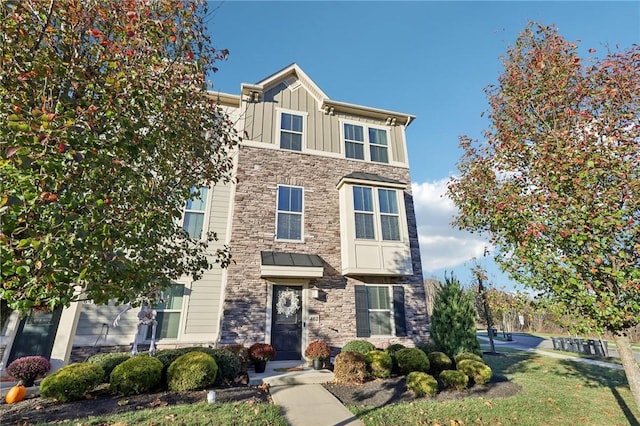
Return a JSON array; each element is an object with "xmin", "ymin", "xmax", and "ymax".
[{"xmin": 265, "ymin": 279, "xmax": 308, "ymax": 360}]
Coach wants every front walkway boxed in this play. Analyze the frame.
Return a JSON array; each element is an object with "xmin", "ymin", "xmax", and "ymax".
[{"xmin": 249, "ymin": 360, "xmax": 364, "ymax": 426}]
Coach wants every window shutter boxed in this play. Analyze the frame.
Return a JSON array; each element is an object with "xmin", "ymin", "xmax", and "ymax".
[
  {"xmin": 355, "ymin": 285, "xmax": 370, "ymax": 337},
  {"xmin": 393, "ymin": 285, "xmax": 407, "ymax": 337}
]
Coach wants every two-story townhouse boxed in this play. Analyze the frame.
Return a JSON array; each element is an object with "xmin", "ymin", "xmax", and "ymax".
[{"xmin": 0, "ymin": 64, "xmax": 429, "ymax": 370}]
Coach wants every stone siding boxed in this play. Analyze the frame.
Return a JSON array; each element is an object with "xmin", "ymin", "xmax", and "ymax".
[{"xmin": 219, "ymin": 145, "xmax": 429, "ymax": 349}]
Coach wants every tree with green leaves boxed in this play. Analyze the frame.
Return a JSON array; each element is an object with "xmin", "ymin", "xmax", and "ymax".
[
  {"xmin": 430, "ymin": 274, "xmax": 481, "ymax": 358},
  {"xmin": 448, "ymin": 22, "xmax": 640, "ymax": 408},
  {"xmin": 1, "ymin": 1, "xmax": 238, "ymax": 314}
]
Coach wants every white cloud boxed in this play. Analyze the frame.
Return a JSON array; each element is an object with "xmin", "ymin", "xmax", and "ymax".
[{"xmin": 411, "ymin": 179, "xmax": 490, "ymax": 272}]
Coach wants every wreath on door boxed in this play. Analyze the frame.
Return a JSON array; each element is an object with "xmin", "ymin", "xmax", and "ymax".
[{"xmin": 276, "ymin": 288, "xmax": 300, "ymax": 318}]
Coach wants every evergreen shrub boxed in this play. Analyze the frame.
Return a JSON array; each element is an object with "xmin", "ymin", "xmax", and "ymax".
[
  {"xmin": 167, "ymin": 351, "xmax": 218, "ymax": 391},
  {"xmin": 40, "ymin": 363, "xmax": 104, "ymax": 403},
  {"xmin": 396, "ymin": 347, "xmax": 430, "ymax": 375},
  {"xmin": 406, "ymin": 372, "xmax": 439, "ymax": 396},
  {"xmin": 110, "ymin": 355, "xmax": 163, "ymax": 396}
]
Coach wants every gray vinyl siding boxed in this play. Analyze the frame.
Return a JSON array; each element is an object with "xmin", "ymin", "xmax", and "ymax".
[
  {"xmin": 183, "ymin": 182, "xmax": 232, "ymax": 335},
  {"xmin": 74, "ymin": 303, "xmax": 138, "ymax": 342},
  {"xmin": 244, "ymin": 81, "xmax": 407, "ymax": 164}
]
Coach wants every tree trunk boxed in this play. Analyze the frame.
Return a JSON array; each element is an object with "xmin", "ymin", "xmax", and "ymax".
[{"xmin": 613, "ymin": 333, "xmax": 640, "ymax": 412}]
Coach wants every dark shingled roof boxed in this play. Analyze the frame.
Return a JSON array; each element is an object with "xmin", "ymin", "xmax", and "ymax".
[
  {"xmin": 340, "ymin": 172, "xmax": 405, "ymax": 186},
  {"xmin": 261, "ymin": 251, "xmax": 324, "ymax": 268}
]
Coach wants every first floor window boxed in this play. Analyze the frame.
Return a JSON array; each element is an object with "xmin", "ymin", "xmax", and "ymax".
[
  {"xmin": 276, "ymin": 185, "xmax": 303, "ymax": 240},
  {"xmin": 183, "ymin": 186, "xmax": 209, "ymax": 239},
  {"xmin": 355, "ymin": 285, "xmax": 406, "ymax": 337},
  {"xmin": 147, "ymin": 284, "xmax": 185, "ymax": 339}
]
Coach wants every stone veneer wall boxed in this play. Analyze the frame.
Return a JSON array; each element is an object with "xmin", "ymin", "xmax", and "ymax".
[{"xmin": 219, "ymin": 145, "xmax": 429, "ymax": 350}]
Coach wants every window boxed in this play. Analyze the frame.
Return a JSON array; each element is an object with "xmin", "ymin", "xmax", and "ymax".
[
  {"xmin": 148, "ymin": 284, "xmax": 185, "ymax": 340},
  {"xmin": 355, "ymin": 285, "xmax": 406, "ymax": 337},
  {"xmin": 378, "ymin": 189, "xmax": 400, "ymax": 241},
  {"xmin": 343, "ymin": 123, "xmax": 389, "ymax": 163},
  {"xmin": 352, "ymin": 186, "xmax": 401, "ymax": 241},
  {"xmin": 344, "ymin": 124, "xmax": 365, "ymax": 160},
  {"xmin": 276, "ymin": 185, "xmax": 303, "ymax": 240},
  {"xmin": 183, "ymin": 186, "xmax": 209, "ymax": 239},
  {"xmin": 369, "ymin": 128, "xmax": 389, "ymax": 163},
  {"xmin": 353, "ymin": 186, "xmax": 374, "ymax": 239},
  {"xmin": 280, "ymin": 112, "xmax": 303, "ymax": 151}
]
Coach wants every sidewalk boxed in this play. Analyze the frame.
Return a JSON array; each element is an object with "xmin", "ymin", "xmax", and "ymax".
[
  {"xmin": 250, "ymin": 360, "xmax": 364, "ymax": 426},
  {"xmin": 477, "ymin": 334, "xmax": 624, "ymax": 369}
]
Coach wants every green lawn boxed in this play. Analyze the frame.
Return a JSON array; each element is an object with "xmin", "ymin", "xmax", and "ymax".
[
  {"xmin": 40, "ymin": 351, "xmax": 639, "ymax": 425},
  {"xmin": 39, "ymin": 401, "xmax": 286, "ymax": 426},
  {"xmin": 350, "ymin": 352, "xmax": 640, "ymax": 426}
]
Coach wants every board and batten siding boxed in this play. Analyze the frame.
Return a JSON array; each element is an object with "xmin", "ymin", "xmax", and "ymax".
[
  {"xmin": 182, "ymin": 182, "xmax": 233, "ymax": 337},
  {"xmin": 243, "ymin": 80, "xmax": 407, "ymax": 164}
]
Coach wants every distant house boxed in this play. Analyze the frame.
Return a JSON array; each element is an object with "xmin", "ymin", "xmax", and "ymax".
[{"xmin": 0, "ymin": 64, "xmax": 429, "ymax": 368}]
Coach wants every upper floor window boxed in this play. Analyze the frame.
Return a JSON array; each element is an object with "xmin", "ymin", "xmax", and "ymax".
[
  {"xmin": 183, "ymin": 186, "xmax": 209, "ymax": 239},
  {"xmin": 280, "ymin": 112, "xmax": 303, "ymax": 151},
  {"xmin": 343, "ymin": 123, "xmax": 389, "ymax": 164},
  {"xmin": 352, "ymin": 186, "xmax": 401, "ymax": 241},
  {"xmin": 276, "ymin": 185, "xmax": 303, "ymax": 241}
]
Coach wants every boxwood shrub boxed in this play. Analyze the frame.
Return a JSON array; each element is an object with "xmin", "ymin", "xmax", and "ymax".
[
  {"xmin": 87, "ymin": 352, "xmax": 130, "ymax": 382},
  {"xmin": 364, "ymin": 350, "xmax": 392, "ymax": 379},
  {"xmin": 395, "ymin": 347, "xmax": 430, "ymax": 375},
  {"xmin": 40, "ymin": 363, "xmax": 104, "ymax": 403},
  {"xmin": 406, "ymin": 371, "xmax": 439, "ymax": 396},
  {"xmin": 384, "ymin": 343, "xmax": 406, "ymax": 374},
  {"xmin": 110, "ymin": 355, "xmax": 163, "ymax": 396},
  {"xmin": 427, "ymin": 351, "xmax": 452, "ymax": 374},
  {"xmin": 167, "ymin": 351, "xmax": 218, "ymax": 391},
  {"xmin": 341, "ymin": 340, "xmax": 376, "ymax": 355},
  {"xmin": 456, "ymin": 359, "xmax": 492, "ymax": 385},
  {"xmin": 439, "ymin": 369, "xmax": 469, "ymax": 390},
  {"xmin": 454, "ymin": 352, "xmax": 484, "ymax": 364}
]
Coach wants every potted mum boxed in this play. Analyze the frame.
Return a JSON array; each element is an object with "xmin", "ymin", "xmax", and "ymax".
[
  {"xmin": 6, "ymin": 355, "xmax": 51, "ymax": 387},
  {"xmin": 248, "ymin": 343, "xmax": 276, "ymax": 373},
  {"xmin": 305, "ymin": 340, "xmax": 331, "ymax": 370}
]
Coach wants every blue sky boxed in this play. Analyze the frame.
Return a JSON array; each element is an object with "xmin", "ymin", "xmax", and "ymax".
[{"xmin": 206, "ymin": 1, "xmax": 640, "ymax": 289}]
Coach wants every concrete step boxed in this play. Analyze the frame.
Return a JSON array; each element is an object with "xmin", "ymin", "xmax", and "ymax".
[{"xmin": 248, "ymin": 360, "xmax": 335, "ymax": 386}]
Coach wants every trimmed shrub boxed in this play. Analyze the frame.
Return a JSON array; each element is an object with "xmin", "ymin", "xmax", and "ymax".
[
  {"xmin": 454, "ymin": 352, "xmax": 484, "ymax": 364},
  {"xmin": 209, "ymin": 349, "xmax": 241, "ymax": 384},
  {"xmin": 364, "ymin": 350, "xmax": 392, "ymax": 379},
  {"xmin": 427, "ymin": 351, "xmax": 452, "ymax": 374},
  {"xmin": 6, "ymin": 355, "xmax": 51, "ymax": 386},
  {"xmin": 384, "ymin": 344, "xmax": 405, "ymax": 374},
  {"xmin": 456, "ymin": 359, "xmax": 493, "ymax": 385},
  {"xmin": 440, "ymin": 369, "xmax": 469, "ymax": 390},
  {"xmin": 396, "ymin": 347, "xmax": 430, "ymax": 375},
  {"xmin": 154, "ymin": 348, "xmax": 194, "ymax": 370},
  {"xmin": 110, "ymin": 355, "xmax": 163, "ymax": 396},
  {"xmin": 167, "ymin": 351, "xmax": 218, "ymax": 391},
  {"xmin": 406, "ymin": 372, "xmax": 439, "ymax": 397},
  {"xmin": 223, "ymin": 344, "xmax": 249, "ymax": 367},
  {"xmin": 430, "ymin": 274, "xmax": 481, "ymax": 358},
  {"xmin": 87, "ymin": 352, "xmax": 130, "ymax": 381},
  {"xmin": 341, "ymin": 340, "xmax": 376, "ymax": 355},
  {"xmin": 416, "ymin": 340, "xmax": 442, "ymax": 355},
  {"xmin": 40, "ymin": 363, "xmax": 104, "ymax": 403},
  {"xmin": 333, "ymin": 351, "xmax": 368, "ymax": 384}
]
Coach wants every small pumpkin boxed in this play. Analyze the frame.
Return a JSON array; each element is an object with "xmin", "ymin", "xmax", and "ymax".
[{"xmin": 5, "ymin": 383, "xmax": 26, "ymax": 404}]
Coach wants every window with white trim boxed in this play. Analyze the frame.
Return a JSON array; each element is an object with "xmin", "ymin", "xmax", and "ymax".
[
  {"xmin": 182, "ymin": 186, "xmax": 208, "ymax": 239},
  {"xmin": 355, "ymin": 285, "xmax": 407, "ymax": 337},
  {"xmin": 276, "ymin": 185, "xmax": 303, "ymax": 241},
  {"xmin": 352, "ymin": 186, "xmax": 401, "ymax": 241},
  {"xmin": 147, "ymin": 284, "xmax": 185, "ymax": 340},
  {"xmin": 343, "ymin": 123, "xmax": 389, "ymax": 163},
  {"xmin": 280, "ymin": 112, "xmax": 303, "ymax": 151}
]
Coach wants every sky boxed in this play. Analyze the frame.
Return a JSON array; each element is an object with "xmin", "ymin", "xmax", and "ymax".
[{"xmin": 205, "ymin": 1, "xmax": 640, "ymax": 289}]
